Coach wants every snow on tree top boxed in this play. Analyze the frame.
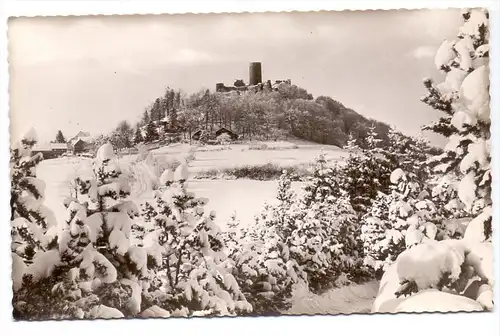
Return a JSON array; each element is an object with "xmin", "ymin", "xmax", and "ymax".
[
  {"xmin": 451, "ymin": 110, "xmax": 477, "ymax": 131},
  {"xmin": 159, "ymin": 168, "xmax": 175, "ymax": 185},
  {"xmin": 390, "ymin": 168, "xmax": 406, "ymax": 184},
  {"xmin": 23, "ymin": 127, "xmax": 38, "ymax": 143},
  {"xmin": 475, "ymin": 44, "xmax": 489, "ymax": 58},
  {"xmin": 459, "ymin": 65, "xmax": 490, "ymax": 122},
  {"xmin": 96, "ymin": 143, "xmax": 115, "ymax": 161},
  {"xmin": 396, "ymin": 239, "xmax": 467, "ymax": 291},
  {"xmin": 174, "ymin": 163, "xmax": 189, "ymax": 181},
  {"xmin": 434, "ymin": 40, "xmax": 455, "ymax": 71},
  {"xmin": 459, "ymin": 9, "xmax": 489, "ymax": 40}
]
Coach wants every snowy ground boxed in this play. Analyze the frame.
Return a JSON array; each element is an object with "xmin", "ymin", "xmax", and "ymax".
[
  {"xmin": 187, "ymin": 179, "xmax": 304, "ymax": 228},
  {"xmin": 35, "ymin": 142, "xmax": 377, "ymax": 315},
  {"xmin": 286, "ymin": 280, "xmax": 379, "ymax": 315},
  {"xmin": 148, "ymin": 141, "xmax": 346, "ymax": 174}
]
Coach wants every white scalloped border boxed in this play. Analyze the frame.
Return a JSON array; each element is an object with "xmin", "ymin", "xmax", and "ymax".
[{"xmin": 1, "ymin": 1, "xmax": 499, "ymax": 336}]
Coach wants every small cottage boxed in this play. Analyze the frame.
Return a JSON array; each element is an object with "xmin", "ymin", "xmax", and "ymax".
[
  {"xmin": 67, "ymin": 131, "xmax": 94, "ymax": 155},
  {"xmin": 191, "ymin": 130, "xmax": 204, "ymax": 141},
  {"xmin": 70, "ymin": 139, "xmax": 93, "ymax": 155},
  {"xmin": 215, "ymin": 127, "xmax": 239, "ymax": 141},
  {"xmin": 32, "ymin": 142, "xmax": 69, "ymax": 159}
]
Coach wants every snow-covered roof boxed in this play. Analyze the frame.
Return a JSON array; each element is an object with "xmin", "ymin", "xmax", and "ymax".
[
  {"xmin": 51, "ymin": 143, "xmax": 68, "ymax": 150},
  {"xmin": 75, "ymin": 131, "xmax": 91, "ymax": 137},
  {"xmin": 68, "ymin": 131, "xmax": 94, "ymax": 145},
  {"xmin": 78, "ymin": 136, "xmax": 94, "ymax": 143},
  {"xmin": 32, "ymin": 142, "xmax": 69, "ymax": 151},
  {"xmin": 69, "ymin": 135, "xmax": 94, "ymax": 146},
  {"xmin": 32, "ymin": 142, "xmax": 52, "ymax": 151}
]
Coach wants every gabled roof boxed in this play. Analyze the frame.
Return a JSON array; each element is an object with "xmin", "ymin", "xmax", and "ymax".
[
  {"xmin": 72, "ymin": 139, "xmax": 88, "ymax": 146},
  {"xmin": 68, "ymin": 135, "xmax": 94, "ymax": 146},
  {"xmin": 75, "ymin": 131, "xmax": 91, "ymax": 137}
]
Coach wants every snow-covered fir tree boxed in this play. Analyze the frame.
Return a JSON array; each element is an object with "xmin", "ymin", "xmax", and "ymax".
[
  {"xmin": 360, "ymin": 168, "xmax": 438, "ymax": 275},
  {"xmin": 14, "ymin": 143, "xmax": 161, "ymax": 320},
  {"xmin": 341, "ymin": 128, "xmax": 392, "ymax": 214},
  {"xmin": 421, "ymin": 8, "xmax": 491, "ymax": 242},
  {"xmin": 227, "ymin": 218, "xmax": 306, "ymax": 315},
  {"xmin": 225, "ymin": 171, "xmax": 306, "ymax": 314},
  {"xmin": 62, "ymin": 143, "xmax": 152, "ymax": 317},
  {"xmin": 134, "ymin": 125, "xmax": 144, "ymax": 145},
  {"xmin": 301, "ymin": 153, "xmax": 341, "ymax": 206},
  {"xmin": 11, "ymin": 128, "xmax": 58, "ymax": 264},
  {"xmin": 10, "ymin": 129, "xmax": 77, "ymax": 320},
  {"xmin": 251, "ymin": 156, "xmax": 367, "ymax": 295},
  {"xmin": 372, "ymin": 9, "xmax": 493, "ymax": 313},
  {"xmin": 144, "ymin": 121, "xmax": 159, "ymax": 143},
  {"xmin": 384, "ymin": 127, "xmax": 432, "ymax": 184},
  {"xmin": 17, "ymin": 143, "xmax": 150, "ymax": 319},
  {"xmin": 139, "ymin": 166, "xmax": 252, "ymax": 317}
]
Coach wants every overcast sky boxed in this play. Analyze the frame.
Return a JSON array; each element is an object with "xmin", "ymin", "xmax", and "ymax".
[{"xmin": 8, "ymin": 8, "xmax": 463, "ymax": 145}]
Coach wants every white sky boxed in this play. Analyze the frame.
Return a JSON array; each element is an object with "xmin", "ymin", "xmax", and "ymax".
[{"xmin": 8, "ymin": 8, "xmax": 463, "ymax": 145}]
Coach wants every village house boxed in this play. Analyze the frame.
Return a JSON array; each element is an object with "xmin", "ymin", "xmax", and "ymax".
[
  {"xmin": 32, "ymin": 142, "xmax": 69, "ymax": 160},
  {"xmin": 191, "ymin": 127, "xmax": 239, "ymax": 142},
  {"xmin": 67, "ymin": 131, "xmax": 94, "ymax": 155}
]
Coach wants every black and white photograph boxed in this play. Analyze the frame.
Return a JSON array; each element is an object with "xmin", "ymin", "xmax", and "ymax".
[{"xmin": 6, "ymin": 5, "xmax": 494, "ymax": 322}]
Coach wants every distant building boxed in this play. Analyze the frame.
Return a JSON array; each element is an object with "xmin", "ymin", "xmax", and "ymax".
[
  {"xmin": 215, "ymin": 127, "xmax": 239, "ymax": 140},
  {"xmin": 191, "ymin": 128, "xmax": 239, "ymax": 142},
  {"xmin": 67, "ymin": 131, "xmax": 94, "ymax": 154},
  {"xmin": 215, "ymin": 62, "xmax": 291, "ymax": 94},
  {"xmin": 32, "ymin": 142, "xmax": 69, "ymax": 159},
  {"xmin": 191, "ymin": 129, "xmax": 204, "ymax": 141},
  {"xmin": 70, "ymin": 139, "xmax": 93, "ymax": 154}
]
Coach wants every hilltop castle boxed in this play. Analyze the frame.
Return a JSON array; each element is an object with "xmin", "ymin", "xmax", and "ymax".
[{"xmin": 215, "ymin": 62, "xmax": 291, "ymax": 94}]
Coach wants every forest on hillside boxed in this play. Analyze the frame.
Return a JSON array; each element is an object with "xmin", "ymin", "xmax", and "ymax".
[{"xmin": 111, "ymin": 83, "xmax": 396, "ymax": 149}]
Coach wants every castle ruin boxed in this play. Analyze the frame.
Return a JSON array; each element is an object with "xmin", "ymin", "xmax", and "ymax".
[{"xmin": 215, "ymin": 62, "xmax": 291, "ymax": 94}]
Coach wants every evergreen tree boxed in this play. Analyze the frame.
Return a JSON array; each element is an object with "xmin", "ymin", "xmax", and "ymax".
[
  {"xmin": 342, "ymin": 128, "xmax": 392, "ymax": 214},
  {"xmin": 169, "ymin": 109, "xmax": 178, "ymax": 132},
  {"xmin": 139, "ymin": 166, "xmax": 253, "ymax": 316},
  {"xmin": 12, "ymin": 142, "xmax": 159, "ymax": 320},
  {"xmin": 383, "ymin": 127, "xmax": 431, "ymax": 184},
  {"xmin": 144, "ymin": 121, "xmax": 159, "ymax": 143},
  {"xmin": 421, "ymin": 8, "xmax": 491, "ymax": 242},
  {"xmin": 141, "ymin": 109, "xmax": 150, "ymax": 126},
  {"xmin": 60, "ymin": 143, "xmax": 150, "ymax": 316},
  {"xmin": 11, "ymin": 129, "xmax": 89, "ymax": 320},
  {"xmin": 373, "ymin": 10, "xmax": 493, "ymax": 311},
  {"xmin": 10, "ymin": 128, "xmax": 58, "ymax": 264},
  {"xmin": 55, "ymin": 130, "xmax": 66, "ymax": 143},
  {"xmin": 150, "ymin": 98, "xmax": 162, "ymax": 122},
  {"xmin": 360, "ymin": 168, "xmax": 437, "ymax": 275},
  {"xmin": 301, "ymin": 153, "xmax": 341, "ymax": 206},
  {"xmin": 249, "ymin": 155, "xmax": 366, "ymax": 296},
  {"xmin": 134, "ymin": 124, "xmax": 144, "ymax": 144}
]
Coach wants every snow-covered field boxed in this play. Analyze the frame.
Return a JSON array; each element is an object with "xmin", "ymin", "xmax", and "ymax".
[
  {"xmin": 187, "ymin": 179, "xmax": 304, "ymax": 228},
  {"xmin": 35, "ymin": 141, "xmax": 377, "ymax": 315},
  {"xmin": 148, "ymin": 141, "xmax": 346, "ymax": 174},
  {"xmin": 189, "ymin": 143, "xmax": 346, "ymax": 173}
]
